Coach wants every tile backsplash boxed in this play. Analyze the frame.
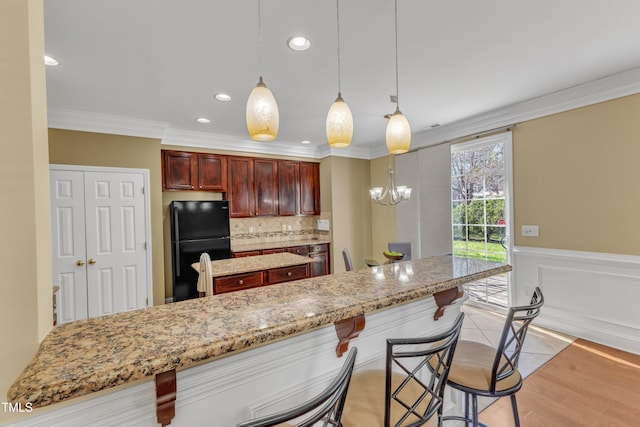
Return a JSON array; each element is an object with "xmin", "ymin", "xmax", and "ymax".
[{"xmin": 230, "ymin": 212, "xmax": 330, "ymax": 244}]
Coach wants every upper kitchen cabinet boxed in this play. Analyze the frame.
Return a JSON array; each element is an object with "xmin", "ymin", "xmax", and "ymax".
[
  {"xmin": 277, "ymin": 160, "xmax": 299, "ymax": 216},
  {"xmin": 254, "ymin": 159, "xmax": 278, "ymax": 216},
  {"xmin": 227, "ymin": 156, "xmax": 255, "ymax": 217},
  {"xmin": 198, "ymin": 153, "xmax": 227, "ymax": 191},
  {"xmin": 162, "ymin": 150, "xmax": 227, "ymax": 192},
  {"xmin": 278, "ymin": 161, "xmax": 321, "ymax": 216},
  {"xmin": 299, "ymin": 162, "xmax": 320, "ymax": 215},
  {"xmin": 162, "ymin": 150, "xmax": 196, "ymax": 191},
  {"xmin": 227, "ymin": 157, "xmax": 278, "ymax": 217}
]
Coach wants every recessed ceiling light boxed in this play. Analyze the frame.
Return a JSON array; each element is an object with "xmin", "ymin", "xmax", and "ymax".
[
  {"xmin": 195, "ymin": 118, "xmax": 210, "ymax": 124},
  {"xmin": 301, "ymin": 140, "xmax": 311, "ymax": 145},
  {"xmin": 287, "ymin": 36, "xmax": 311, "ymax": 51},
  {"xmin": 44, "ymin": 55, "xmax": 59, "ymax": 66},
  {"xmin": 214, "ymin": 93, "xmax": 231, "ymax": 102}
]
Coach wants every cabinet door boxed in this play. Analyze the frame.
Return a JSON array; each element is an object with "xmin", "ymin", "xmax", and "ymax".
[
  {"xmin": 254, "ymin": 159, "xmax": 278, "ymax": 216},
  {"xmin": 162, "ymin": 150, "xmax": 197, "ymax": 190},
  {"xmin": 228, "ymin": 157, "xmax": 255, "ymax": 217},
  {"xmin": 299, "ymin": 162, "xmax": 320, "ymax": 215},
  {"xmin": 278, "ymin": 160, "xmax": 299, "ymax": 216},
  {"xmin": 198, "ymin": 153, "xmax": 227, "ymax": 191},
  {"xmin": 310, "ymin": 252, "xmax": 329, "ymax": 277}
]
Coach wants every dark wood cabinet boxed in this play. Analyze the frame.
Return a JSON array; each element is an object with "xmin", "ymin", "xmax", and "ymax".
[
  {"xmin": 227, "ymin": 156, "xmax": 255, "ymax": 217},
  {"xmin": 278, "ymin": 161, "xmax": 320, "ymax": 216},
  {"xmin": 267, "ymin": 264, "xmax": 309, "ymax": 285},
  {"xmin": 299, "ymin": 162, "xmax": 321, "ymax": 215},
  {"xmin": 162, "ymin": 150, "xmax": 227, "ymax": 192},
  {"xmin": 198, "ymin": 153, "xmax": 227, "ymax": 191},
  {"xmin": 287, "ymin": 245, "xmax": 309, "ymax": 257},
  {"xmin": 162, "ymin": 150, "xmax": 198, "ymax": 191},
  {"xmin": 309, "ymin": 243, "xmax": 330, "ymax": 277},
  {"xmin": 254, "ymin": 159, "xmax": 279, "ymax": 216},
  {"xmin": 162, "ymin": 150, "xmax": 320, "ymax": 217},
  {"xmin": 228, "ymin": 157, "xmax": 279, "ymax": 218},
  {"xmin": 214, "ymin": 271, "xmax": 264, "ymax": 294},
  {"xmin": 277, "ymin": 160, "xmax": 299, "ymax": 216},
  {"xmin": 233, "ymin": 250, "xmax": 261, "ymax": 258}
]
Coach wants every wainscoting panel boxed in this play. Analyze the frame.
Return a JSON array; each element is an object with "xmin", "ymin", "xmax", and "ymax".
[{"xmin": 512, "ymin": 246, "xmax": 640, "ymax": 354}]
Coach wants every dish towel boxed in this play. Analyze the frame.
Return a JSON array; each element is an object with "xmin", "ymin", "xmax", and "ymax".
[{"xmin": 196, "ymin": 252, "xmax": 213, "ymax": 297}]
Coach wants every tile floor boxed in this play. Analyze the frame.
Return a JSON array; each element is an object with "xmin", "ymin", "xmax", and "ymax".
[{"xmin": 460, "ymin": 303, "xmax": 576, "ymax": 411}]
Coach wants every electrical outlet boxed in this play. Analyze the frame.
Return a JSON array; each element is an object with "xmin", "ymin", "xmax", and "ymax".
[
  {"xmin": 248, "ymin": 226, "xmax": 254, "ymax": 233},
  {"xmin": 521, "ymin": 225, "xmax": 539, "ymax": 237}
]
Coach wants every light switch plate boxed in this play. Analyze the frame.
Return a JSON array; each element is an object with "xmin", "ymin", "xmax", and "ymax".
[{"xmin": 521, "ymin": 225, "xmax": 539, "ymax": 237}]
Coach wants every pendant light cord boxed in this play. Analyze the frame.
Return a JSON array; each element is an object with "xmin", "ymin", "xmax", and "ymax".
[
  {"xmin": 257, "ymin": 0, "xmax": 263, "ymax": 78},
  {"xmin": 394, "ymin": 0, "xmax": 400, "ymax": 111},
  {"xmin": 336, "ymin": 0, "xmax": 342, "ymax": 95}
]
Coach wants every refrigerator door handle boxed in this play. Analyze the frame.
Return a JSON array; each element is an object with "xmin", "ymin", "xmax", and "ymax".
[
  {"xmin": 173, "ymin": 209, "xmax": 180, "ymax": 242},
  {"xmin": 174, "ymin": 242, "xmax": 181, "ymax": 277}
]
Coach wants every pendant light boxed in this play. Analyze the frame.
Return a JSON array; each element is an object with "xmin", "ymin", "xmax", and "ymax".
[
  {"xmin": 386, "ymin": 0, "xmax": 411, "ymax": 154},
  {"xmin": 246, "ymin": 0, "xmax": 279, "ymax": 141},
  {"xmin": 326, "ymin": 0, "xmax": 353, "ymax": 148}
]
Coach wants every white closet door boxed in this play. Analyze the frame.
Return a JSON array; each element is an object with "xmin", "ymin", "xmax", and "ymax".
[
  {"xmin": 84, "ymin": 172, "xmax": 148, "ymax": 318},
  {"xmin": 50, "ymin": 170, "xmax": 88, "ymax": 323}
]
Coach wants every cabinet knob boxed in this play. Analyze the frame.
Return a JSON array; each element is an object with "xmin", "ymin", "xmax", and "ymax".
[
  {"xmin": 76, "ymin": 260, "xmax": 85, "ymax": 267},
  {"xmin": 287, "ymin": 272, "xmax": 292, "ymax": 277},
  {"xmin": 238, "ymin": 280, "xmax": 244, "ymax": 285},
  {"xmin": 88, "ymin": 259, "xmax": 97, "ymax": 265}
]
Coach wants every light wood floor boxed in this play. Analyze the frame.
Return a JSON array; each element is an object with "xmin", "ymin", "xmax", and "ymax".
[{"xmin": 479, "ymin": 339, "xmax": 640, "ymax": 427}]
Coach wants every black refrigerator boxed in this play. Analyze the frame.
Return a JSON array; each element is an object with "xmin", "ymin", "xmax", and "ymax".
[{"xmin": 170, "ymin": 200, "xmax": 231, "ymax": 301}]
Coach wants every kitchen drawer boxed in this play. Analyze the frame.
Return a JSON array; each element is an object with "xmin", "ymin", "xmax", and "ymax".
[
  {"xmin": 267, "ymin": 264, "xmax": 309, "ymax": 285},
  {"xmin": 261, "ymin": 248, "xmax": 286, "ymax": 254},
  {"xmin": 286, "ymin": 245, "xmax": 309, "ymax": 256},
  {"xmin": 233, "ymin": 250, "xmax": 261, "ymax": 258},
  {"xmin": 214, "ymin": 271, "xmax": 264, "ymax": 294},
  {"xmin": 308, "ymin": 243, "xmax": 328, "ymax": 254}
]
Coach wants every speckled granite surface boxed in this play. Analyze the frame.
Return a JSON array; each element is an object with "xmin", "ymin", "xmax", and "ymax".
[
  {"xmin": 8, "ymin": 255, "xmax": 511, "ymax": 408},
  {"xmin": 231, "ymin": 238, "xmax": 330, "ymax": 253},
  {"xmin": 191, "ymin": 253, "xmax": 312, "ymax": 277}
]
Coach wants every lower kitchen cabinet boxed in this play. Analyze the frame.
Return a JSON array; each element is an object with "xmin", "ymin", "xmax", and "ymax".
[
  {"xmin": 267, "ymin": 264, "xmax": 309, "ymax": 285},
  {"xmin": 214, "ymin": 271, "xmax": 264, "ymax": 294},
  {"xmin": 309, "ymin": 243, "xmax": 330, "ymax": 277}
]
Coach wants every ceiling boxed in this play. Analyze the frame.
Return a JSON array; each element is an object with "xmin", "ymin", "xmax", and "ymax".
[{"xmin": 43, "ymin": 0, "xmax": 640, "ymax": 159}]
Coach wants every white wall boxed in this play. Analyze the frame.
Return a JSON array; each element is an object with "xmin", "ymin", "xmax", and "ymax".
[{"xmin": 396, "ymin": 143, "xmax": 453, "ymax": 260}]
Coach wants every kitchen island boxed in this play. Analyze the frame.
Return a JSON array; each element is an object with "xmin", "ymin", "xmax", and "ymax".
[{"xmin": 7, "ymin": 255, "xmax": 511, "ymax": 426}]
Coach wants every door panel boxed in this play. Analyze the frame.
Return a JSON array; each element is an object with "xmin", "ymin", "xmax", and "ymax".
[
  {"xmin": 85, "ymin": 172, "xmax": 147, "ymax": 318},
  {"xmin": 50, "ymin": 170, "xmax": 88, "ymax": 323}
]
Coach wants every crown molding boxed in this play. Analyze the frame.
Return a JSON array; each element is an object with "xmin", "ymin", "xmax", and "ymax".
[
  {"xmin": 406, "ymin": 66, "xmax": 640, "ymax": 154},
  {"xmin": 48, "ymin": 66, "xmax": 640, "ymax": 160},
  {"xmin": 47, "ymin": 108, "xmax": 169, "ymax": 139}
]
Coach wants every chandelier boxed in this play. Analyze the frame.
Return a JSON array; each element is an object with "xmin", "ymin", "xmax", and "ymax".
[{"xmin": 369, "ymin": 160, "xmax": 412, "ymax": 206}]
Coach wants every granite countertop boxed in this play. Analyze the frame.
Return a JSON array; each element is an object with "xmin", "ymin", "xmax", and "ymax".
[
  {"xmin": 191, "ymin": 252, "xmax": 312, "ymax": 277},
  {"xmin": 231, "ymin": 238, "xmax": 330, "ymax": 253},
  {"xmin": 8, "ymin": 255, "xmax": 511, "ymax": 408}
]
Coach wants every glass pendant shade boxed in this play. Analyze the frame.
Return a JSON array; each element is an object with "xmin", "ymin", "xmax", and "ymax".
[
  {"xmin": 326, "ymin": 93, "xmax": 353, "ymax": 148},
  {"xmin": 246, "ymin": 76, "xmax": 279, "ymax": 141},
  {"xmin": 385, "ymin": 108, "xmax": 411, "ymax": 154}
]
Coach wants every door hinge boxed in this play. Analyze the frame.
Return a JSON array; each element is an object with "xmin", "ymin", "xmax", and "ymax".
[
  {"xmin": 144, "ymin": 242, "xmax": 147, "ymax": 250},
  {"xmin": 141, "ymin": 186, "xmax": 145, "ymax": 195}
]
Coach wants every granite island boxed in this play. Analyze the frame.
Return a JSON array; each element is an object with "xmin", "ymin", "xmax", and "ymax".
[{"xmin": 7, "ymin": 255, "xmax": 511, "ymax": 426}]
